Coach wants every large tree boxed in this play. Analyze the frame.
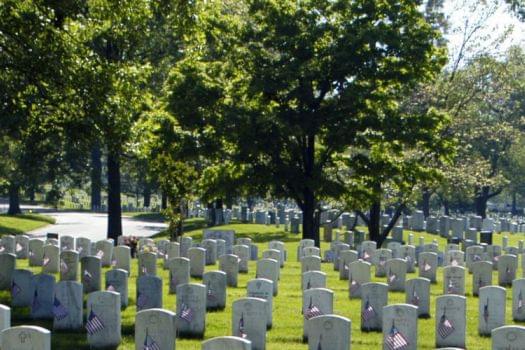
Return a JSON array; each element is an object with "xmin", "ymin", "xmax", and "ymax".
[{"xmin": 168, "ymin": 0, "xmax": 445, "ymax": 246}]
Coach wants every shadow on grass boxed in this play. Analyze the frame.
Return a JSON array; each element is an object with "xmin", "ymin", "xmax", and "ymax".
[
  {"xmin": 0, "ymin": 213, "xmax": 56, "ymax": 224},
  {"xmin": 127, "ymin": 212, "xmax": 167, "ymax": 223}
]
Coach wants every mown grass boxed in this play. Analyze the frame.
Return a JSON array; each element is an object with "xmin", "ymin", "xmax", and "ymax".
[
  {"xmin": 2, "ymin": 223, "xmax": 524, "ymax": 349},
  {"xmin": 0, "ymin": 214, "xmax": 55, "ymax": 236}
]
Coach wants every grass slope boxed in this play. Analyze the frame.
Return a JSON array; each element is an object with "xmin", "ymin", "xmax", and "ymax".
[
  {"xmin": 2, "ymin": 222, "xmax": 524, "ymax": 349},
  {"xmin": 0, "ymin": 214, "xmax": 55, "ymax": 236}
]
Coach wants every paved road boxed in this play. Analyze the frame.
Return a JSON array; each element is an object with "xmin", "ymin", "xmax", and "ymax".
[{"xmin": 28, "ymin": 211, "xmax": 167, "ymax": 241}]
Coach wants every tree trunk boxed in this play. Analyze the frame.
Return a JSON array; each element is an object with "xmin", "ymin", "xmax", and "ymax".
[
  {"xmin": 474, "ymin": 186, "xmax": 490, "ymax": 219},
  {"xmin": 107, "ymin": 150, "xmax": 122, "ymax": 242},
  {"xmin": 367, "ymin": 200, "xmax": 382, "ymax": 245},
  {"xmin": 301, "ymin": 187, "xmax": 320, "ymax": 247},
  {"xmin": 90, "ymin": 144, "xmax": 102, "ymax": 211},
  {"xmin": 8, "ymin": 183, "xmax": 21, "ymax": 215},
  {"xmin": 143, "ymin": 182, "xmax": 151, "ymax": 208},
  {"xmin": 161, "ymin": 192, "xmax": 167, "ymax": 210},
  {"xmin": 28, "ymin": 187, "xmax": 35, "ymax": 202},
  {"xmin": 443, "ymin": 199, "xmax": 450, "ymax": 216},
  {"xmin": 207, "ymin": 202, "xmax": 215, "ymax": 226},
  {"xmin": 215, "ymin": 198, "xmax": 224, "ymax": 225},
  {"xmin": 511, "ymin": 192, "xmax": 518, "ymax": 215},
  {"xmin": 422, "ymin": 188, "xmax": 431, "ymax": 218}
]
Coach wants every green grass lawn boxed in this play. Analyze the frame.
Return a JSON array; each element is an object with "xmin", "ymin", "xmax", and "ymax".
[
  {"xmin": 2, "ymin": 222, "xmax": 525, "ymax": 349},
  {"xmin": 0, "ymin": 214, "xmax": 55, "ymax": 236}
]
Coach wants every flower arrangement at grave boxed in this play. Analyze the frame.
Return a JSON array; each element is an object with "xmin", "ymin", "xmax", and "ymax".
[{"xmin": 121, "ymin": 236, "xmax": 139, "ymax": 257}]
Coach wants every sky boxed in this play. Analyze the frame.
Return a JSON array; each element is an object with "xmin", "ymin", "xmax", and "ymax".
[{"xmin": 442, "ymin": 0, "xmax": 525, "ymax": 64}]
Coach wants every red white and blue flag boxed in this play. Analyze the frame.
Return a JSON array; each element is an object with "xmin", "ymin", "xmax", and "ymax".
[
  {"xmin": 86, "ymin": 308, "xmax": 105, "ymax": 335},
  {"xmin": 362, "ymin": 299, "xmax": 376, "ymax": 322},
  {"xmin": 385, "ymin": 323, "xmax": 409, "ymax": 350},
  {"xmin": 179, "ymin": 303, "xmax": 194, "ymax": 323},
  {"xmin": 238, "ymin": 313, "xmax": 247, "ymax": 339},
  {"xmin": 437, "ymin": 312, "xmax": 454, "ymax": 339},
  {"xmin": 53, "ymin": 296, "xmax": 69, "ymax": 321}
]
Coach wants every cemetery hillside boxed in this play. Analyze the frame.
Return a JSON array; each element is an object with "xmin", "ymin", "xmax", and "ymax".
[{"xmin": 4, "ymin": 0, "xmax": 525, "ymax": 349}]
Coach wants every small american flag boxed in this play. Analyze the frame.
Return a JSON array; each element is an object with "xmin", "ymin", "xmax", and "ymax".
[
  {"xmin": 422, "ymin": 261, "xmax": 431, "ymax": 272},
  {"xmin": 405, "ymin": 255, "xmax": 412, "ymax": 264},
  {"xmin": 493, "ymin": 255, "xmax": 500, "ymax": 262},
  {"xmin": 388, "ymin": 270, "xmax": 397, "ymax": 283},
  {"xmin": 385, "ymin": 323, "xmax": 409, "ymax": 350},
  {"xmin": 83, "ymin": 270, "xmax": 93, "ymax": 283},
  {"xmin": 379, "ymin": 258, "xmax": 386, "ymax": 267},
  {"xmin": 86, "ymin": 308, "xmax": 105, "ymax": 335},
  {"xmin": 450, "ymin": 259, "xmax": 458, "ymax": 266},
  {"xmin": 11, "ymin": 281, "xmax": 21, "ymax": 296},
  {"xmin": 141, "ymin": 265, "xmax": 148, "ymax": 275},
  {"xmin": 238, "ymin": 313, "xmax": 247, "ymax": 338},
  {"xmin": 42, "ymin": 255, "xmax": 50, "ymax": 266},
  {"xmin": 77, "ymin": 246, "xmax": 83, "ymax": 253},
  {"xmin": 410, "ymin": 287, "xmax": 420, "ymax": 306},
  {"xmin": 107, "ymin": 284, "xmax": 116, "ymax": 292},
  {"xmin": 473, "ymin": 254, "xmax": 481, "ymax": 262},
  {"xmin": 437, "ymin": 312, "xmax": 455, "ymax": 339},
  {"xmin": 137, "ymin": 292, "xmax": 148, "ymax": 309},
  {"xmin": 304, "ymin": 298, "xmax": 323, "ymax": 320},
  {"xmin": 362, "ymin": 299, "xmax": 376, "ymax": 322},
  {"xmin": 483, "ymin": 299, "xmax": 489, "ymax": 324},
  {"xmin": 60, "ymin": 260, "xmax": 68, "ymax": 274},
  {"xmin": 0, "ymin": 246, "xmax": 5, "ymax": 252},
  {"xmin": 477, "ymin": 277, "xmax": 484, "ymax": 289},
  {"xmin": 142, "ymin": 329, "xmax": 160, "ymax": 350},
  {"xmin": 363, "ymin": 251, "xmax": 371, "ymax": 261},
  {"xmin": 111, "ymin": 259, "xmax": 117, "ymax": 267},
  {"xmin": 446, "ymin": 279, "xmax": 456, "ymax": 294},
  {"xmin": 179, "ymin": 303, "xmax": 194, "ymax": 323},
  {"xmin": 16, "ymin": 243, "xmax": 23, "ymax": 252},
  {"xmin": 506, "ymin": 266, "xmax": 513, "ymax": 279},
  {"xmin": 350, "ymin": 276, "xmax": 360, "ymax": 294},
  {"xmin": 29, "ymin": 249, "xmax": 34, "ymax": 257},
  {"xmin": 32, "ymin": 289, "xmax": 40, "ymax": 311},
  {"xmin": 518, "ymin": 291, "xmax": 523, "ymax": 312},
  {"xmin": 207, "ymin": 286, "xmax": 217, "ymax": 302},
  {"xmin": 53, "ymin": 296, "xmax": 69, "ymax": 320},
  {"xmin": 96, "ymin": 250, "xmax": 104, "ymax": 258}
]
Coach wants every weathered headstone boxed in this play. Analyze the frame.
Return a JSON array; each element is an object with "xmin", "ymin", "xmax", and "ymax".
[
  {"xmin": 247, "ymin": 278, "xmax": 274, "ymax": 329},
  {"xmin": 0, "ymin": 326, "xmax": 50, "ymax": 350},
  {"xmin": 405, "ymin": 277, "xmax": 430, "ymax": 318},
  {"xmin": 479, "ymin": 286, "xmax": 506, "ymax": 336},
  {"xmin": 303, "ymin": 271, "xmax": 327, "ymax": 291},
  {"xmin": 135, "ymin": 308, "xmax": 176, "ymax": 350},
  {"xmin": 167, "ymin": 257, "xmax": 190, "ymax": 294},
  {"xmin": 444, "ymin": 250, "xmax": 465, "ymax": 267},
  {"xmin": 349, "ymin": 260, "xmax": 371, "ymax": 299},
  {"xmin": 136, "ymin": 275, "xmax": 163, "ymax": 311},
  {"xmin": 138, "ymin": 251, "xmax": 157, "ymax": 277},
  {"xmin": 105, "ymin": 269, "xmax": 128, "ymax": 307},
  {"xmin": 113, "ymin": 245, "xmax": 131, "ymax": 274},
  {"xmin": 382, "ymin": 304, "xmax": 417, "ymax": 350},
  {"xmin": 443, "ymin": 266, "xmax": 466, "ymax": 296},
  {"xmin": 202, "ymin": 336, "xmax": 251, "ymax": 350},
  {"xmin": 53, "ymin": 281, "xmax": 83, "ymax": 330},
  {"xmin": 233, "ymin": 245, "xmax": 250, "ymax": 273},
  {"xmin": 81, "ymin": 256, "xmax": 101, "ymax": 293},
  {"xmin": 60, "ymin": 235, "xmax": 75, "ymax": 251},
  {"xmin": 188, "ymin": 247, "xmax": 206, "ymax": 278},
  {"xmin": 28, "ymin": 239, "xmax": 44, "ymax": 266},
  {"xmin": 498, "ymin": 254, "xmax": 517, "ymax": 286},
  {"xmin": 301, "ymin": 256, "xmax": 321, "ymax": 273},
  {"xmin": 76, "ymin": 237, "xmax": 91, "ymax": 259},
  {"xmin": 219, "ymin": 254, "xmax": 240, "ymax": 287},
  {"xmin": 94, "ymin": 240, "xmax": 113, "ymax": 267},
  {"xmin": 472, "ymin": 261, "xmax": 493, "ymax": 296},
  {"xmin": 512, "ymin": 279, "xmax": 525, "ymax": 322},
  {"xmin": 385, "ymin": 258, "xmax": 407, "ymax": 292},
  {"xmin": 86, "ymin": 291, "xmax": 121, "ymax": 348},
  {"xmin": 202, "ymin": 239, "xmax": 218, "ymax": 265},
  {"xmin": 361, "ymin": 282, "xmax": 388, "ymax": 332},
  {"xmin": 435, "ymin": 295, "xmax": 466, "ymax": 349},
  {"xmin": 491, "ymin": 325, "xmax": 525, "ymax": 350},
  {"xmin": 307, "ymin": 315, "xmax": 351, "ymax": 350},
  {"xmin": 59, "ymin": 250, "xmax": 79, "ymax": 281},
  {"xmin": 31, "ymin": 273, "xmax": 55, "ymax": 320},
  {"xmin": 256, "ymin": 259, "xmax": 279, "ymax": 296},
  {"xmin": 302, "ymin": 288, "xmax": 334, "ymax": 340},
  {"xmin": 176, "ymin": 283, "xmax": 207, "ymax": 338},
  {"xmin": 15, "ymin": 235, "xmax": 29, "ymax": 259},
  {"xmin": 232, "ymin": 297, "xmax": 267, "ymax": 350},
  {"xmin": 399, "ymin": 245, "xmax": 416, "ymax": 273},
  {"xmin": 11, "ymin": 269, "xmax": 34, "ymax": 307},
  {"xmin": 418, "ymin": 252, "xmax": 438, "ymax": 283},
  {"xmin": 0, "ymin": 305, "xmax": 9, "ymax": 335},
  {"xmin": 180, "ymin": 236, "xmax": 193, "ymax": 258},
  {"xmin": 373, "ymin": 249, "xmax": 392, "ymax": 278},
  {"xmin": 42, "ymin": 245, "xmax": 59, "ymax": 274},
  {"xmin": 203, "ymin": 271, "xmax": 227, "ymax": 311}
]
